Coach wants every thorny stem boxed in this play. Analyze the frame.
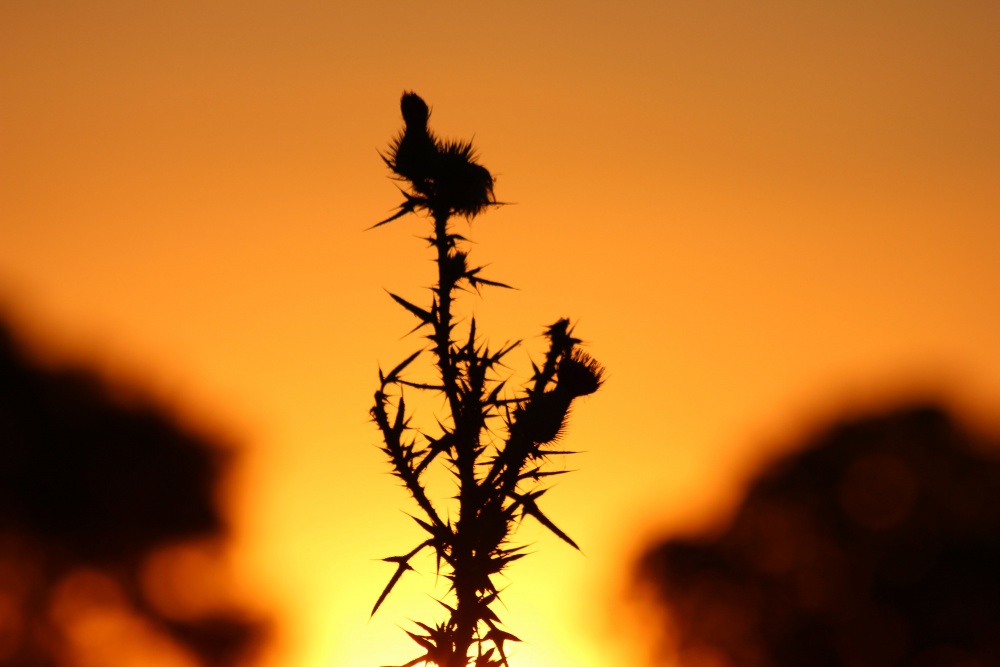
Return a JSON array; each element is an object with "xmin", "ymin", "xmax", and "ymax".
[
  {"xmin": 432, "ymin": 210, "xmax": 478, "ymax": 666},
  {"xmin": 432, "ymin": 211, "xmax": 463, "ymax": 428},
  {"xmin": 371, "ymin": 91, "xmax": 604, "ymax": 667},
  {"xmin": 371, "ymin": 389, "xmax": 445, "ymax": 533}
]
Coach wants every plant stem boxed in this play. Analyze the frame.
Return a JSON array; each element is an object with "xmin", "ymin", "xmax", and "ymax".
[{"xmin": 431, "ymin": 209, "xmax": 478, "ymax": 666}]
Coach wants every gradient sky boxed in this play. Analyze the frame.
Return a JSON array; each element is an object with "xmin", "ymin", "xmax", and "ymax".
[{"xmin": 2, "ymin": 2, "xmax": 1000, "ymax": 666}]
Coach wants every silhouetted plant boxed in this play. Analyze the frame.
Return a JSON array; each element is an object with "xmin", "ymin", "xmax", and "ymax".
[{"xmin": 369, "ymin": 92, "xmax": 605, "ymax": 667}]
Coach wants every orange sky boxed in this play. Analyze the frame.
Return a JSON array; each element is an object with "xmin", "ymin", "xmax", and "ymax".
[{"xmin": 2, "ymin": 2, "xmax": 1000, "ymax": 666}]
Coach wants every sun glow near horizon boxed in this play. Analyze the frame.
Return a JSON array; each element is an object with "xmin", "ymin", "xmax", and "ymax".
[{"xmin": 2, "ymin": 2, "xmax": 1000, "ymax": 666}]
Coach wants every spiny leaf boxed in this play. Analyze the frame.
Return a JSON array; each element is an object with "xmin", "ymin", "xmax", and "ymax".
[
  {"xmin": 485, "ymin": 628, "xmax": 520, "ymax": 645},
  {"xmin": 404, "ymin": 630, "xmax": 434, "ymax": 650},
  {"xmin": 435, "ymin": 599, "xmax": 457, "ymax": 615},
  {"xmin": 387, "ymin": 291, "xmax": 435, "ymax": 325},
  {"xmin": 371, "ymin": 560, "xmax": 413, "ymax": 618},
  {"xmin": 484, "ymin": 382, "xmax": 507, "ymax": 407},
  {"xmin": 414, "ymin": 432, "xmax": 454, "ymax": 475},
  {"xmin": 371, "ymin": 540, "xmax": 432, "ymax": 617},
  {"xmin": 475, "ymin": 648, "xmax": 498, "ymax": 667},
  {"xmin": 370, "ymin": 191, "xmax": 426, "ymax": 229},
  {"xmin": 484, "ymin": 550, "xmax": 526, "ymax": 575},
  {"xmin": 397, "ymin": 379, "xmax": 446, "ymax": 391},
  {"xmin": 511, "ymin": 491, "xmax": 580, "ymax": 550},
  {"xmin": 518, "ymin": 468, "xmax": 571, "ymax": 481},
  {"xmin": 383, "ymin": 349, "xmax": 424, "ymax": 386},
  {"xmin": 407, "ymin": 513, "xmax": 450, "ymax": 544},
  {"xmin": 465, "ymin": 266, "xmax": 515, "ymax": 290},
  {"xmin": 403, "ymin": 620, "xmax": 456, "ymax": 666},
  {"xmin": 485, "ymin": 627, "xmax": 521, "ymax": 667},
  {"xmin": 487, "ymin": 341, "xmax": 520, "ymax": 365}
]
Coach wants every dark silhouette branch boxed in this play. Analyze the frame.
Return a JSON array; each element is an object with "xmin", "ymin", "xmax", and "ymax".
[{"xmin": 368, "ymin": 92, "xmax": 604, "ymax": 667}]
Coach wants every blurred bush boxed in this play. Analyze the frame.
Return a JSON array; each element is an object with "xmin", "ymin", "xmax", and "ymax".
[
  {"xmin": 0, "ymin": 317, "xmax": 267, "ymax": 666},
  {"xmin": 636, "ymin": 403, "xmax": 1000, "ymax": 667}
]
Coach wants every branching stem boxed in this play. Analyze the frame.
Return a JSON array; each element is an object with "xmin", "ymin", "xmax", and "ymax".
[{"xmin": 369, "ymin": 91, "xmax": 604, "ymax": 667}]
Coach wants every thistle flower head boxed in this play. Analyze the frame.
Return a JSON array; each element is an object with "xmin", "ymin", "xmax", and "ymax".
[
  {"xmin": 380, "ymin": 91, "xmax": 497, "ymax": 222},
  {"xmin": 557, "ymin": 350, "xmax": 606, "ymax": 399}
]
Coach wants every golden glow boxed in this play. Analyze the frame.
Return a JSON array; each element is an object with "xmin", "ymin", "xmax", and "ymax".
[
  {"xmin": 140, "ymin": 541, "xmax": 235, "ymax": 621},
  {"xmin": 2, "ymin": 2, "xmax": 1000, "ymax": 666},
  {"xmin": 50, "ymin": 570, "xmax": 199, "ymax": 667}
]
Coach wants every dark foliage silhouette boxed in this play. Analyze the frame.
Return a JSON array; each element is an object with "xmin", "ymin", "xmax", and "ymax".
[
  {"xmin": 0, "ymin": 317, "xmax": 267, "ymax": 666},
  {"xmin": 636, "ymin": 403, "xmax": 1000, "ymax": 667},
  {"xmin": 370, "ymin": 92, "xmax": 605, "ymax": 667}
]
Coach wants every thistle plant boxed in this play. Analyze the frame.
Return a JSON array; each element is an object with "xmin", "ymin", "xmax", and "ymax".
[{"xmin": 370, "ymin": 92, "xmax": 605, "ymax": 667}]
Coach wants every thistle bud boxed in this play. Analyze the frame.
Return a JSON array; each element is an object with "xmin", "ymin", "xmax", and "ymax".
[
  {"xmin": 386, "ymin": 92, "xmax": 438, "ymax": 192},
  {"xmin": 441, "ymin": 250, "xmax": 468, "ymax": 285},
  {"xmin": 516, "ymin": 390, "xmax": 573, "ymax": 446},
  {"xmin": 557, "ymin": 350, "xmax": 605, "ymax": 399},
  {"xmin": 400, "ymin": 91, "xmax": 430, "ymax": 129}
]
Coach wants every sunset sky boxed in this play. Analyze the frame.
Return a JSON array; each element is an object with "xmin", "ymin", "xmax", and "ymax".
[{"xmin": 2, "ymin": 2, "xmax": 1000, "ymax": 666}]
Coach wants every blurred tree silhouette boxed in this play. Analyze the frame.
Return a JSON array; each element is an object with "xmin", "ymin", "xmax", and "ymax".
[
  {"xmin": 635, "ymin": 403, "xmax": 1000, "ymax": 667},
  {"xmin": 0, "ymin": 316, "xmax": 267, "ymax": 666},
  {"xmin": 369, "ymin": 92, "xmax": 605, "ymax": 667}
]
